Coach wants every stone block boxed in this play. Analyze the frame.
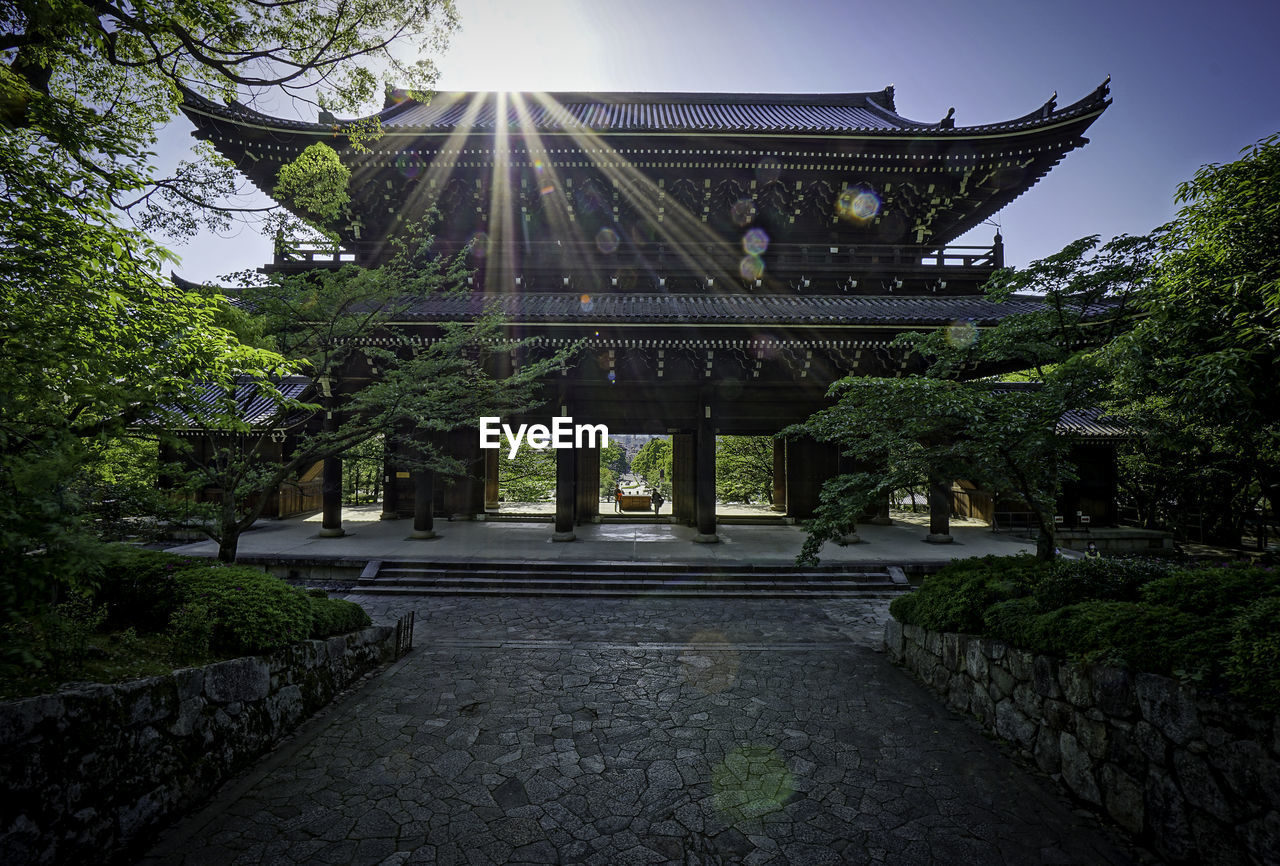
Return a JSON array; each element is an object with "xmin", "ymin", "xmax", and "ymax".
[
  {"xmin": 1058, "ymin": 663, "xmax": 1090, "ymax": 707},
  {"xmin": 988, "ymin": 664, "xmax": 1016, "ymax": 701},
  {"xmin": 203, "ymin": 657, "xmax": 271, "ymax": 704},
  {"xmin": 941, "ymin": 632, "xmax": 959, "ymax": 670},
  {"xmin": 1206, "ymin": 736, "xmax": 1280, "ymax": 810},
  {"xmin": 1089, "ymin": 666, "xmax": 1137, "ymax": 719},
  {"xmin": 1033, "ymin": 727, "xmax": 1061, "ymax": 775},
  {"xmin": 963, "ymin": 640, "xmax": 988, "ymax": 682},
  {"xmin": 1105, "ymin": 720, "xmax": 1148, "ymax": 778},
  {"xmin": 0, "ymin": 694, "xmax": 62, "ymax": 747},
  {"xmin": 980, "ymin": 638, "xmax": 1006, "ymax": 661},
  {"xmin": 1145, "ymin": 768, "xmax": 1196, "ymax": 862},
  {"xmin": 1006, "ymin": 648, "xmax": 1033, "ymax": 681},
  {"xmin": 1135, "ymin": 719, "xmax": 1170, "ymax": 766},
  {"xmin": 883, "ymin": 620, "xmax": 903, "ymax": 660},
  {"xmin": 1239, "ymin": 811, "xmax": 1280, "ymax": 866},
  {"xmin": 924, "ymin": 630, "xmax": 943, "ymax": 658},
  {"xmin": 946, "ymin": 675, "xmax": 969, "ymax": 713},
  {"xmin": 1059, "ymin": 732, "xmax": 1101, "ymax": 805},
  {"xmin": 996, "ymin": 700, "xmax": 1037, "ymax": 749},
  {"xmin": 173, "ymin": 668, "xmax": 204, "ymax": 702},
  {"xmin": 1075, "ymin": 713, "xmax": 1109, "ymax": 760},
  {"xmin": 1173, "ymin": 750, "xmax": 1233, "ymax": 822},
  {"xmin": 1135, "ymin": 673, "xmax": 1202, "ymax": 745},
  {"xmin": 1041, "ymin": 699, "xmax": 1073, "ymax": 733},
  {"xmin": 1031, "ymin": 655, "xmax": 1062, "ymax": 699},
  {"xmin": 1013, "ymin": 683, "xmax": 1044, "ymax": 722},
  {"xmin": 970, "ymin": 681, "xmax": 995, "ymax": 727},
  {"xmin": 1099, "ymin": 765, "xmax": 1144, "ymax": 836},
  {"xmin": 115, "ymin": 677, "xmax": 177, "ymax": 727}
]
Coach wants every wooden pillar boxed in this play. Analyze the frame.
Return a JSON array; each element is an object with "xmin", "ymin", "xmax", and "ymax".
[
  {"xmin": 552, "ymin": 440, "xmax": 576, "ymax": 541},
  {"xmin": 319, "ymin": 454, "xmax": 344, "ymax": 537},
  {"xmin": 927, "ymin": 472, "xmax": 953, "ymax": 543},
  {"xmin": 672, "ymin": 433, "xmax": 696, "ymax": 525},
  {"xmin": 484, "ymin": 448, "xmax": 500, "ymax": 511},
  {"xmin": 380, "ymin": 442, "xmax": 400, "ymax": 520},
  {"xmin": 784, "ymin": 436, "xmax": 840, "ymax": 520},
  {"xmin": 771, "ymin": 438, "xmax": 787, "ymax": 512},
  {"xmin": 576, "ymin": 445, "xmax": 600, "ymax": 522},
  {"xmin": 446, "ymin": 427, "xmax": 483, "ymax": 520},
  {"xmin": 870, "ymin": 488, "xmax": 893, "ymax": 525},
  {"xmin": 411, "ymin": 468, "xmax": 436, "ymax": 539},
  {"xmin": 694, "ymin": 404, "xmax": 718, "ymax": 543}
]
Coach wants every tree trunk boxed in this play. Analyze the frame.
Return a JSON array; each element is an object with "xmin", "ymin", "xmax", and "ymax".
[{"xmin": 217, "ymin": 493, "xmax": 239, "ymax": 563}]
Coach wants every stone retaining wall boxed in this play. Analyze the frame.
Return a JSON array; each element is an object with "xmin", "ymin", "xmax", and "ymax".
[
  {"xmin": 0, "ymin": 626, "xmax": 395, "ymax": 865},
  {"xmin": 884, "ymin": 619, "xmax": 1280, "ymax": 865}
]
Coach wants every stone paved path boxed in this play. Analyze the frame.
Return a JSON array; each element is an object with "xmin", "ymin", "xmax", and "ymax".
[{"xmin": 142, "ymin": 597, "xmax": 1140, "ymax": 865}]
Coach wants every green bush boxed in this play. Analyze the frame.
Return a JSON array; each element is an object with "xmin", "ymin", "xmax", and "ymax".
[
  {"xmin": 96, "ymin": 545, "xmax": 201, "ymax": 631},
  {"xmin": 1032, "ymin": 556, "xmax": 1174, "ymax": 611},
  {"xmin": 1139, "ymin": 567, "xmax": 1280, "ymax": 616},
  {"xmin": 308, "ymin": 596, "xmax": 372, "ymax": 638},
  {"xmin": 167, "ymin": 602, "xmax": 213, "ymax": 663},
  {"xmin": 175, "ymin": 566, "xmax": 312, "ymax": 656},
  {"xmin": 888, "ymin": 555, "xmax": 1047, "ymax": 633},
  {"xmin": 43, "ymin": 594, "xmax": 109, "ymax": 678},
  {"xmin": 1226, "ymin": 596, "xmax": 1280, "ymax": 712}
]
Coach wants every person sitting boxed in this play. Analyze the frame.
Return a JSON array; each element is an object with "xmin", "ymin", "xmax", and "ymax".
[{"xmin": 1084, "ymin": 541, "xmax": 1101, "ymax": 559}]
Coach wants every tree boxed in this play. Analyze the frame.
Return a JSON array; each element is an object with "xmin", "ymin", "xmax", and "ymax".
[
  {"xmin": 1, "ymin": 1, "xmax": 461, "ymax": 603},
  {"xmin": 791, "ymin": 234, "xmax": 1156, "ymax": 563},
  {"xmin": 715, "ymin": 436, "xmax": 774, "ymax": 504},
  {"xmin": 499, "ymin": 448, "xmax": 556, "ymax": 503},
  {"xmin": 631, "ymin": 438, "xmax": 672, "ymax": 496},
  {"xmin": 153, "ymin": 228, "xmax": 571, "ymax": 562},
  {"xmin": 598, "ymin": 442, "xmax": 626, "ymax": 500},
  {"xmin": 1107, "ymin": 133, "xmax": 1280, "ymax": 545}
]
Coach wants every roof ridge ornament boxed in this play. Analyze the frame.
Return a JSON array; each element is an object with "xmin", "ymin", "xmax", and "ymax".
[
  {"xmin": 939, "ymin": 107, "xmax": 955, "ymax": 129},
  {"xmin": 1041, "ymin": 91, "xmax": 1058, "ymax": 118}
]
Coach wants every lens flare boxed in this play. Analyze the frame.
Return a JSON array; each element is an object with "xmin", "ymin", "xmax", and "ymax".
[
  {"xmin": 595, "ymin": 227, "xmax": 619, "ymax": 254},
  {"xmin": 386, "ymin": 88, "xmax": 410, "ymax": 105},
  {"xmin": 739, "ymin": 255, "xmax": 764, "ymax": 281},
  {"xmin": 678, "ymin": 630, "xmax": 738, "ymax": 693},
  {"xmin": 579, "ymin": 293, "xmax": 594, "ymax": 313},
  {"xmin": 742, "ymin": 228, "xmax": 769, "ymax": 256},
  {"xmin": 946, "ymin": 319, "xmax": 979, "ymax": 348},
  {"xmin": 394, "ymin": 153, "xmax": 420, "ymax": 179},
  {"xmin": 533, "ymin": 159, "xmax": 554, "ymax": 196},
  {"xmin": 730, "ymin": 198, "xmax": 757, "ymax": 227},
  {"xmin": 467, "ymin": 231, "xmax": 488, "ymax": 261},
  {"xmin": 755, "ymin": 157, "xmax": 782, "ymax": 185},
  {"xmin": 837, "ymin": 187, "xmax": 881, "ymax": 223},
  {"xmin": 712, "ymin": 746, "xmax": 795, "ymax": 823},
  {"xmin": 607, "ymin": 370, "xmax": 616, "ymax": 383}
]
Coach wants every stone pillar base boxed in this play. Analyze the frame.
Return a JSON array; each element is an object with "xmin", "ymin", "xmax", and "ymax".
[
  {"xmin": 317, "ymin": 527, "xmax": 345, "ymax": 538},
  {"xmin": 551, "ymin": 530, "xmax": 576, "ymax": 542},
  {"xmin": 450, "ymin": 513, "xmax": 476, "ymax": 521},
  {"xmin": 380, "ymin": 512, "xmax": 399, "ymax": 521},
  {"xmin": 693, "ymin": 533, "xmax": 720, "ymax": 544},
  {"xmin": 868, "ymin": 517, "xmax": 894, "ymax": 526},
  {"xmin": 838, "ymin": 532, "xmax": 862, "ymax": 545},
  {"xmin": 409, "ymin": 529, "xmax": 437, "ymax": 540},
  {"xmin": 925, "ymin": 533, "xmax": 953, "ymax": 544}
]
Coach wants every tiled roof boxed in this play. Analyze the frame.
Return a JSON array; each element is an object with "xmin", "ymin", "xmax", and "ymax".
[
  {"xmin": 384, "ymin": 90, "xmax": 906, "ymax": 132},
  {"xmin": 181, "ymin": 79, "xmax": 1110, "ymax": 138},
  {"xmin": 151, "ymin": 377, "xmax": 314, "ymax": 429},
  {"xmin": 397, "ymin": 293, "xmax": 1049, "ymax": 326},
  {"xmin": 1057, "ymin": 407, "xmax": 1129, "ymax": 440}
]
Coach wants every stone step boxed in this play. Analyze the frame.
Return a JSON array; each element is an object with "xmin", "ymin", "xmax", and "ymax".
[{"xmin": 350, "ymin": 584, "xmax": 902, "ymax": 599}]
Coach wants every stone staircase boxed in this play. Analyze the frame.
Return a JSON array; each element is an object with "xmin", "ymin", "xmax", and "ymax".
[{"xmin": 352, "ymin": 560, "xmax": 910, "ymax": 598}]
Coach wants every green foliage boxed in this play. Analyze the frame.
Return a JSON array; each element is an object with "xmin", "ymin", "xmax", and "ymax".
[
  {"xmin": 167, "ymin": 602, "xmax": 213, "ymax": 664},
  {"xmin": 175, "ymin": 566, "xmax": 312, "ymax": 655},
  {"xmin": 1032, "ymin": 556, "xmax": 1174, "ymax": 611},
  {"xmin": 499, "ymin": 445, "xmax": 556, "ymax": 502},
  {"xmin": 42, "ymin": 594, "xmax": 110, "ymax": 679},
  {"xmin": 715, "ymin": 436, "xmax": 774, "ymax": 503},
  {"xmin": 791, "ymin": 234, "xmax": 1154, "ymax": 563},
  {"xmin": 894, "ymin": 555, "xmax": 1280, "ymax": 712},
  {"xmin": 275, "ymin": 142, "xmax": 351, "ymax": 226},
  {"xmin": 96, "ymin": 544, "xmax": 199, "ymax": 631},
  {"xmin": 887, "ymin": 555, "xmax": 1046, "ymax": 633},
  {"xmin": 308, "ymin": 596, "xmax": 373, "ymax": 639},
  {"xmin": 631, "ymin": 438, "xmax": 672, "ymax": 496},
  {"xmin": 599, "ymin": 443, "xmax": 626, "ymax": 500},
  {"xmin": 1226, "ymin": 597, "xmax": 1280, "ymax": 712}
]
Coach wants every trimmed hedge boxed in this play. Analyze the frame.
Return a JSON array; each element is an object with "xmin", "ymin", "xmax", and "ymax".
[
  {"xmin": 175, "ymin": 565, "xmax": 313, "ymax": 656},
  {"xmin": 309, "ymin": 595, "xmax": 372, "ymax": 639},
  {"xmin": 96, "ymin": 545, "xmax": 200, "ymax": 631},
  {"xmin": 892, "ymin": 555, "xmax": 1280, "ymax": 712}
]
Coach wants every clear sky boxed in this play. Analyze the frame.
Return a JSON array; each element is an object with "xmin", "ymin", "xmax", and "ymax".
[{"xmin": 165, "ymin": 0, "xmax": 1280, "ymax": 282}]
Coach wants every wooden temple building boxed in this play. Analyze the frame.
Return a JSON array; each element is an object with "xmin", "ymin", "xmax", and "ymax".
[{"xmin": 180, "ymin": 79, "xmax": 1114, "ymax": 543}]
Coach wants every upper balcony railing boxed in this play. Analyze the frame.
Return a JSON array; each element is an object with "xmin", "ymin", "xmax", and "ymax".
[{"xmin": 267, "ymin": 238, "xmax": 1005, "ymax": 290}]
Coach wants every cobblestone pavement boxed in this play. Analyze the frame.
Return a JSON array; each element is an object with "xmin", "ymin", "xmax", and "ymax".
[{"xmin": 142, "ymin": 597, "xmax": 1140, "ymax": 865}]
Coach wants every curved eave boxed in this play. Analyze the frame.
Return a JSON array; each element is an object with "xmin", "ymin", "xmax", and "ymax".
[{"xmin": 179, "ymin": 80, "xmax": 1110, "ymax": 143}]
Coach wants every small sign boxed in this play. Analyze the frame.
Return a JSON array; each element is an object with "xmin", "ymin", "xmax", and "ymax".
[
  {"xmin": 1054, "ymin": 515, "xmax": 1064, "ymax": 524},
  {"xmin": 396, "ymin": 471, "xmax": 410, "ymax": 479},
  {"xmin": 1080, "ymin": 515, "xmax": 1091, "ymax": 524}
]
